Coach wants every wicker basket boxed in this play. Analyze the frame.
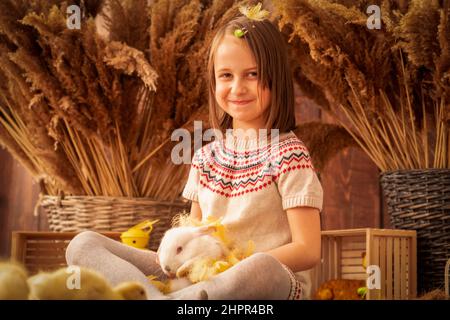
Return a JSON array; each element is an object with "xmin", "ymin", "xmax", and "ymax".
[
  {"xmin": 380, "ymin": 169, "xmax": 450, "ymax": 293},
  {"xmin": 40, "ymin": 195, "xmax": 191, "ymax": 251}
]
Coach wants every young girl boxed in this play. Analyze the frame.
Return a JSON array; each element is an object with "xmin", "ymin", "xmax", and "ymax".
[{"xmin": 66, "ymin": 5, "xmax": 323, "ymax": 300}]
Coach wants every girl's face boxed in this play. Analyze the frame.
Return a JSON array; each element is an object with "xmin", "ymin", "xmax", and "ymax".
[{"xmin": 214, "ymin": 35, "xmax": 271, "ymax": 131}]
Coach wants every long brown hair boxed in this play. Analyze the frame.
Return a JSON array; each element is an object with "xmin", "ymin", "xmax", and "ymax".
[{"xmin": 207, "ymin": 16, "xmax": 296, "ymax": 133}]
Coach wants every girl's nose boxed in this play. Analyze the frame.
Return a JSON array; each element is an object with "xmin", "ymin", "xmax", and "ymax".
[{"xmin": 230, "ymin": 78, "xmax": 247, "ymax": 95}]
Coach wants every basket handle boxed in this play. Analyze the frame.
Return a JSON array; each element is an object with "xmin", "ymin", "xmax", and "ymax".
[
  {"xmin": 33, "ymin": 193, "xmax": 44, "ymax": 217},
  {"xmin": 131, "ymin": 219, "xmax": 160, "ymax": 234}
]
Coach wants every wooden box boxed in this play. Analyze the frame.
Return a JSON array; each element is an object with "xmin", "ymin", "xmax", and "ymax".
[
  {"xmin": 11, "ymin": 231, "xmax": 121, "ymax": 275},
  {"xmin": 311, "ymin": 228, "xmax": 417, "ymax": 300}
]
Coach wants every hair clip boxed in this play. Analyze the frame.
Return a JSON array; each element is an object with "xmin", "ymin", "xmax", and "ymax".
[
  {"xmin": 238, "ymin": 2, "xmax": 270, "ymax": 21},
  {"xmin": 234, "ymin": 27, "xmax": 248, "ymax": 38}
]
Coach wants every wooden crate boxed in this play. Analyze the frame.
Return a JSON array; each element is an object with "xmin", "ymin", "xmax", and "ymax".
[
  {"xmin": 10, "ymin": 231, "xmax": 121, "ymax": 275},
  {"xmin": 311, "ymin": 228, "xmax": 417, "ymax": 300}
]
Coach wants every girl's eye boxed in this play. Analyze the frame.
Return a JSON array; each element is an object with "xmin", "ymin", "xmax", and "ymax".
[
  {"xmin": 217, "ymin": 72, "xmax": 257, "ymax": 79},
  {"xmin": 176, "ymin": 246, "xmax": 183, "ymax": 254}
]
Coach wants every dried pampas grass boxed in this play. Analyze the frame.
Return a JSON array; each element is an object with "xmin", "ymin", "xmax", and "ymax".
[
  {"xmin": 274, "ymin": 0, "xmax": 450, "ymax": 171},
  {"xmin": 104, "ymin": 41, "xmax": 158, "ymax": 91},
  {"xmin": 0, "ymin": 0, "xmax": 248, "ymax": 200}
]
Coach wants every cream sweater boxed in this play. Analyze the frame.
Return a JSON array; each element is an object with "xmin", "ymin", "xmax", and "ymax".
[{"xmin": 182, "ymin": 130, "xmax": 324, "ymax": 299}]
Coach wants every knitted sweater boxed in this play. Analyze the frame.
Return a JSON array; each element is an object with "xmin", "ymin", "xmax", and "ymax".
[{"xmin": 182, "ymin": 130, "xmax": 324, "ymax": 299}]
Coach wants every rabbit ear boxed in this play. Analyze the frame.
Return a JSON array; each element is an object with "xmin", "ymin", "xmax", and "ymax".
[{"xmin": 195, "ymin": 225, "xmax": 217, "ymax": 236}]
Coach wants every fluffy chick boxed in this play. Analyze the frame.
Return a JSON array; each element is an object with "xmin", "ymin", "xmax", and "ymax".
[
  {"xmin": 0, "ymin": 261, "xmax": 30, "ymax": 300},
  {"xmin": 28, "ymin": 266, "xmax": 147, "ymax": 300}
]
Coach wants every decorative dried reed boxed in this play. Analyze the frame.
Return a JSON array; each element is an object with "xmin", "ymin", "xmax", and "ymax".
[
  {"xmin": 0, "ymin": 0, "xmax": 245, "ymax": 199},
  {"xmin": 274, "ymin": 0, "xmax": 450, "ymax": 171}
]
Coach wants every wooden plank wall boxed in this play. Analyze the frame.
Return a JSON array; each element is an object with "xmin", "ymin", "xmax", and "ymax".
[
  {"xmin": 0, "ymin": 149, "xmax": 47, "ymax": 258},
  {"xmin": 294, "ymin": 85, "xmax": 388, "ymax": 230},
  {"xmin": 0, "ymin": 84, "xmax": 387, "ymax": 258}
]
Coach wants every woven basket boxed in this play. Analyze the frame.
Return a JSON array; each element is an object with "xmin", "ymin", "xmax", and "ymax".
[
  {"xmin": 380, "ymin": 169, "xmax": 450, "ymax": 293},
  {"xmin": 40, "ymin": 195, "xmax": 191, "ymax": 251}
]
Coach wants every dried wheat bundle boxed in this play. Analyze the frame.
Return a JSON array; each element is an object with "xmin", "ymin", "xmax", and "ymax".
[
  {"xmin": 0, "ymin": 1, "xmax": 93, "ymax": 195},
  {"xmin": 0, "ymin": 1, "xmax": 159, "ymax": 197},
  {"xmin": 0, "ymin": 0, "xmax": 250, "ymax": 200},
  {"xmin": 274, "ymin": 0, "xmax": 450, "ymax": 171}
]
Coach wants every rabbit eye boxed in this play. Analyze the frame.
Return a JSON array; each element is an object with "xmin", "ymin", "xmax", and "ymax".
[{"xmin": 176, "ymin": 246, "xmax": 183, "ymax": 254}]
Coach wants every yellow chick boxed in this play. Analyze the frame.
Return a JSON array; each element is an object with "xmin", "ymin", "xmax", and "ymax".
[
  {"xmin": 148, "ymin": 275, "xmax": 193, "ymax": 294},
  {"xmin": 314, "ymin": 279, "xmax": 366, "ymax": 300},
  {"xmin": 114, "ymin": 282, "xmax": 149, "ymax": 300},
  {"xmin": 148, "ymin": 275, "xmax": 171, "ymax": 295},
  {"xmin": 315, "ymin": 253, "xmax": 369, "ymax": 300},
  {"xmin": 358, "ymin": 252, "xmax": 368, "ymax": 299},
  {"xmin": 28, "ymin": 266, "xmax": 147, "ymax": 300},
  {"xmin": 188, "ymin": 258, "xmax": 230, "ymax": 283},
  {"xmin": 0, "ymin": 261, "xmax": 30, "ymax": 300}
]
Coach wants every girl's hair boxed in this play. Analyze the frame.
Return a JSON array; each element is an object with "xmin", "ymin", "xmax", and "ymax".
[{"xmin": 207, "ymin": 16, "xmax": 296, "ymax": 133}]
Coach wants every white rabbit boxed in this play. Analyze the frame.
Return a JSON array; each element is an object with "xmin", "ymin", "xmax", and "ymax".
[{"xmin": 156, "ymin": 225, "xmax": 228, "ymax": 292}]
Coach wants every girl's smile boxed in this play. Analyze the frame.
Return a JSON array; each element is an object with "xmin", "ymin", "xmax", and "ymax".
[{"xmin": 229, "ymin": 99, "xmax": 255, "ymax": 105}]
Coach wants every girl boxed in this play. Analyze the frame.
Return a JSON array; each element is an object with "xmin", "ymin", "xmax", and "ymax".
[{"xmin": 66, "ymin": 5, "xmax": 323, "ymax": 300}]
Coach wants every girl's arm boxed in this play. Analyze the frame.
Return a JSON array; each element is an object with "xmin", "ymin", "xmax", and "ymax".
[
  {"xmin": 265, "ymin": 207, "xmax": 321, "ymax": 273},
  {"xmin": 189, "ymin": 200, "xmax": 202, "ymax": 221}
]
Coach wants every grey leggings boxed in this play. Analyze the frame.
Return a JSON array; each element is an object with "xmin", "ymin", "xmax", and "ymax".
[{"xmin": 65, "ymin": 231, "xmax": 299, "ymax": 300}]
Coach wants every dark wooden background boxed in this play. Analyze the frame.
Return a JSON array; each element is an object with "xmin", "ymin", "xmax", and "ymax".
[
  {"xmin": 0, "ymin": 85, "xmax": 389, "ymax": 258},
  {"xmin": 294, "ymin": 86, "xmax": 389, "ymax": 231}
]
